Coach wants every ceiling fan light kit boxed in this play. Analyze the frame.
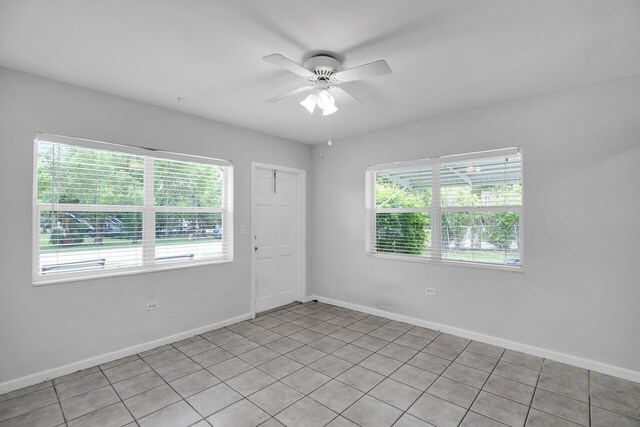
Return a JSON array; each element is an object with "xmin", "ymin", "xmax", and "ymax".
[
  {"xmin": 300, "ymin": 89, "xmax": 338, "ymax": 115},
  {"xmin": 301, "ymin": 88, "xmax": 337, "ymax": 116}
]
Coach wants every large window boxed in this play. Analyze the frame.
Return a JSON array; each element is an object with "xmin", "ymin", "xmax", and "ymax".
[
  {"xmin": 366, "ymin": 148, "xmax": 522, "ymax": 269},
  {"xmin": 33, "ymin": 133, "xmax": 233, "ymax": 284}
]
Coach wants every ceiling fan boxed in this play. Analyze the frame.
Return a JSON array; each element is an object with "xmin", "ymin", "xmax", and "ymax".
[{"xmin": 263, "ymin": 53, "xmax": 392, "ymax": 115}]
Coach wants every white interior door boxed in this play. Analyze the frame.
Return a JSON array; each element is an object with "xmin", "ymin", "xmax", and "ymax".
[{"xmin": 253, "ymin": 167, "xmax": 299, "ymax": 313}]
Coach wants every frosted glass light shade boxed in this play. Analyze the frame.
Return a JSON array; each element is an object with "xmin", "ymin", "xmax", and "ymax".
[
  {"xmin": 300, "ymin": 93, "xmax": 318, "ymax": 114},
  {"xmin": 322, "ymin": 103, "xmax": 338, "ymax": 116},
  {"xmin": 317, "ymin": 89, "xmax": 335, "ymax": 110}
]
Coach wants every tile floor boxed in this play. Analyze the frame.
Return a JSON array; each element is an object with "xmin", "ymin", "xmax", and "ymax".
[{"xmin": 1, "ymin": 301, "xmax": 639, "ymax": 427}]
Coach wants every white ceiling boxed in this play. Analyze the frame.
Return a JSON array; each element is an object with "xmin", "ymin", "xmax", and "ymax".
[{"xmin": 2, "ymin": 0, "xmax": 640, "ymax": 144}]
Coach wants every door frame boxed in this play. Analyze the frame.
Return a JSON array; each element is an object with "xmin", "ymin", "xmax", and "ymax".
[{"xmin": 250, "ymin": 162, "xmax": 307, "ymax": 317}]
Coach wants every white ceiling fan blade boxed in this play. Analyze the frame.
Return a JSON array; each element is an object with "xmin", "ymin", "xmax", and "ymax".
[
  {"xmin": 333, "ymin": 59, "xmax": 392, "ymax": 83},
  {"xmin": 329, "ymin": 86, "xmax": 363, "ymax": 105},
  {"xmin": 263, "ymin": 53, "xmax": 316, "ymax": 80},
  {"xmin": 266, "ymin": 85, "xmax": 314, "ymax": 103}
]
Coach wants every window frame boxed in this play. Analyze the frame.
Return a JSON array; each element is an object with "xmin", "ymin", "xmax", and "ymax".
[
  {"xmin": 32, "ymin": 133, "xmax": 234, "ymax": 285},
  {"xmin": 366, "ymin": 147, "xmax": 523, "ymax": 272}
]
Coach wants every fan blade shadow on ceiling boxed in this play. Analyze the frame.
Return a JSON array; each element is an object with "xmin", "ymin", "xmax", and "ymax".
[
  {"xmin": 342, "ymin": 25, "xmax": 421, "ymax": 56},
  {"xmin": 249, "ymin": 69, "xmax": 292, "ymax": 86},
  {"xmin": 263, "ymin": 54, "xmax": 315, "ymax": 79},
  {"xmin": 232, "ymin": 3, "xmax": 309, "ymax": 53},
  {"xmin": 340, "ymin": 10, "xmax": 443, "ymax": 57}
]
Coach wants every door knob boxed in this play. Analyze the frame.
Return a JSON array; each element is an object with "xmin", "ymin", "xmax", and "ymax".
[{"xmin": 254, "ymin": 246, "xmax": 258, "ymax": 251}]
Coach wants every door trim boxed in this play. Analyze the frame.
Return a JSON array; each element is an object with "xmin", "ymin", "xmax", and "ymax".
[{"xmin": 250, "ymin": 162, "xmax": 306, "ymax": 317}]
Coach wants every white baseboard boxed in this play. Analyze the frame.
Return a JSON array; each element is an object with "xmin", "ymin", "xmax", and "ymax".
[
  {"xmin": 308, "ymin": 295, "xmax": 640, "ymax": 384},
  {"xmin": 0, "ymin": 312, "xmax": 253, "ymax": 395}
]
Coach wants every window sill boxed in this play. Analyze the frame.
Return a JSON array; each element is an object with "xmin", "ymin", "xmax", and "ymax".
[
  {"xmin": 32, "ymin": 258, "xmax": 233, "ymax": 286},
  {"xmin": 366, "ymin": 252, "xmax": 524, "ymax": 273}
]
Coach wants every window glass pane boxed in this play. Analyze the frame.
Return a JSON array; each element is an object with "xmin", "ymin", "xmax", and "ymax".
[
  {"xmin": 376, "ymin": 212, "xmax": 431, "ymax": 257},
  {"xmin": 154, "ymin": 158, "xmax": 223, "ymax": 208},
  {"xmin": 39, "ymin": 210, "xmax": 143, "ymax": 274},
  {"xmin": 375, "ymin": 166, "xmax": 432, "ymax": 208},
  {"xmin": 440, "ymin": 154, "xmax": 522, "ymax": 207},
  {"xmin": 441, "ymin": 211, "xmax": 520, "ymax": 265},
  {"xmin": 37, "ymin": 141, "xmax": 144, "ymax": 205},
  {"xmin": 155, "ymin": 212, "xmax": 224, "ymax": 262}
]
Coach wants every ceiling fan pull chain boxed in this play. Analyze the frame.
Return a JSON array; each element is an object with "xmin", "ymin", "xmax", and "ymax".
[{"xmin": 320, "ymin": 114, "xmax": 325, "ymax": 158}]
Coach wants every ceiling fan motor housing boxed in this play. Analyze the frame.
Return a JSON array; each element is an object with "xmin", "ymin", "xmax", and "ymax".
[{"xmin": 304, "ymin": 55, "xmax": 342, "ymax": 81}]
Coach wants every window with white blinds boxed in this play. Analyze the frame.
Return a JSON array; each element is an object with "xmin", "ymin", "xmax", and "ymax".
[
  {"xmin": 33, "ymin": 133, "xmax": 233, "ymax": 284},
  {"xmin": 366, "ymin": 148, "xmax": 523, "ymax": 269}
]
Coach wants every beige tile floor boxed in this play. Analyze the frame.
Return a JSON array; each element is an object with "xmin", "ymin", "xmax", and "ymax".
[{"xmin": 1, "ymin": 301, "xmax": 639, "ymax": 426}]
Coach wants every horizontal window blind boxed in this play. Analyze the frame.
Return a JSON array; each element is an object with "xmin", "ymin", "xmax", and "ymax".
[
  {"xmin": 440, "ymin": 154, "xmax": 522, "ymax": 207},
  {"xmin": 153, "ymin": 157, "xmax": 229, "ymax": 265},
  {"xmin": 367, "ymin": 148, "xmax": 523, "ymax": 269},
  {"xmin": 373, "ymin": 165, "xmax": 432, "ymax": 257},
  {"xmin": 440, "ymin": 153, "xmax": 522, "ymax": 266},
  {"xmin": 34, "ymin": 133, "xmax": 233, "ymax": 284}
]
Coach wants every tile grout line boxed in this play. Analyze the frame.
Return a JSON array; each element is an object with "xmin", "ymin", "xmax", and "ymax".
[
  {"xmin": 97, "ymin": 358, "xmax": 144, "ymax": 427},
  {"xmin": 145, "ymin": 329, "xmax": 293, "ymax": 425},
  {"xmin": 50, "ymin": 382, "xmax": 68, "ymax": 427},
  {"xmin": 429, "ymin": 350, "xmax": 556, "ymax": 423},
  {"xmin": 239, "ymin": 304, "xmax": 359, "ymax": 425},
  {"xmin": 270, "ymin": 306, "xmax": 389, "ymax": 426},
  {"xmin": 341, "ymin": 331, "xmax": 442, "ymax": 426},
  {"xmin": 99, "ymin": 331, "xmax": 251, "ymax": 424},
  {"xmin": 531, "ymin": 362, "xmax": 596, "ymax": 426},
  {"xmin": 522, "ymin": 359, "xmax": 543, "ymax": 427},
  {"xmin": 247, "ymin": 303, "xmax": 391, "ymax": 424},
  {"xmin": 393, "ymin": 338, "xmax": 473, "ymax": 427},
  {"xmin": 252, "ymin": 304, "xmax": 371, "ymax": 423},
  {"xmin": 353, "ymin": 327, "xmax": 547, "ymax": 424},
  {"xmin": 456, "ymin": 344, "xmax": 506, "ymax": 427},
  {"xmin": 588, "ymin": 369, "xmax": 592, "ymax": 427},
  {"xmin": 0, "ymin": 389, "xmax": 66, "ymax": 426},
  {"xmin": 191, "ymin": 302, "xmax": 343, "ymax": 423},
  {"xmin": 305, "ymin": 322, "xmax": 449, "ymax": 426},
  {"xmin": 131, "ymin": 345, "xmax": 217, "ymax": 424}
]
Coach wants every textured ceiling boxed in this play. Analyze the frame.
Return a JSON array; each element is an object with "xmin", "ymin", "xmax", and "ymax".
[{"xmin": 1, "ymin": 0, "xmax": 640, "ymax": 144}]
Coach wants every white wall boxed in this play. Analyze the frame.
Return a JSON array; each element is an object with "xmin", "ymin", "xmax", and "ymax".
[
  {"xmin": 0, "ymin": 68, "xmax": 312, "ymax": 385},
  {"xmin": 2, "ymin": 66, "xmax": 639, "ymax": 388},
  {"xmin": 310, "ymin": 75, "xmax": 640, "ymax": 373}
]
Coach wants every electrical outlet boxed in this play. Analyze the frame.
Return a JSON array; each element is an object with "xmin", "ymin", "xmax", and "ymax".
[
  {"xmin": 425, "ymin": 287, "xmax": 436, "ymax": 296},
  {"xmin": 146, "ymin": 302, "xmax": 158, "ymax": 311},
  {"xmin": 240, "ymin": 225, "xmax": 247, "ymax": 235}
]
